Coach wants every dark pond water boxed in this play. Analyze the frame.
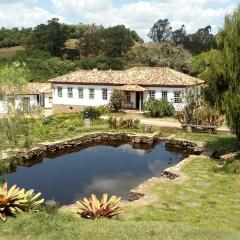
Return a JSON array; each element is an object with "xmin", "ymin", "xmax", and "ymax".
[{"xmin": 1, "ymin": 142, "xmax": 187, "ymax": 205}]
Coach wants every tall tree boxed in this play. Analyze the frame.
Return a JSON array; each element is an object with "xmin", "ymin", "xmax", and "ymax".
[
  {"xmin": 27, "ymin": 18, "xmax": 70, "ymax": 56},
  {"xmin": 185, "ymin": 25, "xmax": 216, "ymax": 54},
  {"xmin": 171, "ymin": 25, "xmax": 187, "ymax": 45},
  {"xmin": 148, "ymin": 19, "xmax": 172, "ymax": 43},
  {"xmin": 126, "ymin": 42, "xmax": 192, "ymax": 73},
  {"xmin": 204, "ymin": 6, "xmax": 240, "ymax": 139},
  {"xmin": 103, "ymin": 25, "xmax": 135, "ymax": 57}
]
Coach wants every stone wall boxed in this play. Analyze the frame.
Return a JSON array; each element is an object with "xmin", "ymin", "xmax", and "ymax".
[
  {"xmin": 53, "ymin": 104, "xmax": 86, "ymax": 114},
  {"xmin": 0, "ymin": 133, "xmax": 202, "ymax": 167}
]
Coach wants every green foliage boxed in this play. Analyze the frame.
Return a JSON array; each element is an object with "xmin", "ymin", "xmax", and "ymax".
[
  {"xmin": 96, "ymin": 105, "xmax": 112, "ymax": 114},
  {"xmin": 0, "ymin": 27, "xmax": 32, "ymax": 48},
  {"xmin": 176, "ymin": 106, "xmax": 224, "ymax": 126},
  {"xmin": 14, "ymin": 49, "xmax": 79, "ymax": 81},
  {"xmin": 203, "ymin": 6, "xmax": 240, "ymax": 139},
  {"xmin": 103, "ymin": 25, "xmax": 135, "ymax": 57},
  {"xmin": 80, "ymin": 107, "xmax": 101, "ymax": 120},
  {"xmin": 27, "ymin": 18, "xmax": 70, "ymax": 57},
  {"xmin": 109, "ymin": 90, "xmax": 125, "ymax": 112},
  {"xmin": 0, "ymin": 113, "xmax": 35, "ymax": 148},
  {"xmin": 126, "ymin": 42, "xmax": 192, "ymax": 73},
  {"xmin": 108, "ymin": 117, "xmax": 140, "ymax": 129},
  {"xmin": 148, "ymin": 19, "xmax": 216, "ymax": 54},
  {"xmin": 143, "ymin": 99, "xmax": 175, "ymax": 118},
  {"xmin": 0, "ymin": 62, "xmax": 30, "ymax": 97},
  {"xmin": 214, "ymin": 158, "xmax": 240, "ymax": 174},
  {"xmin": 148, "ymin": 19, "xmax": 172, "ymax": 43}
]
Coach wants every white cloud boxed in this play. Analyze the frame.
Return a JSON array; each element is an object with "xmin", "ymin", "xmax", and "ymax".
[
  {"xmin": 0, "ymin": 0, "xmax": 236, "ymax": 40},
  {"xmin": 0, "ymin": 2, "xmax": 65, "ymax": 29},
  {"xmin": 52, "ymin": 0, "xmax": 237, "ymax": 40}
]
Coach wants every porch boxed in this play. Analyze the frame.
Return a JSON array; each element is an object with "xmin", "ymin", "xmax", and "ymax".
[{"xmin": 115, "ymin": 85, "xmax": 147, "ymax": 111}]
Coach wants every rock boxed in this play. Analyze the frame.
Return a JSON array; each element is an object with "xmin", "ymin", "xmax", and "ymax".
[
  {"xmin": 45, "ymin": 200, "xmax": 57, "ymax": 207},
  {"xmin": 220, "ymin": 152, "xmax": 240, "ymax": 161},
  {"xmin": 161, "ymin": 170, "xmax": 180, "ymax": 180},
  {"xmin": 129, "ymin": 191, "xmax": 145, "ymax": 201}
]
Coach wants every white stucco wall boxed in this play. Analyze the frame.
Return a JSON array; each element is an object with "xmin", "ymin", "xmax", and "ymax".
[
  {"xmin": 44, "ymin": 93, "xmax": 53, "ymax": 109},
  {"xmin": 0, "ymin": 97, "xmax": 8, "ymax": 114},
  {"xmin": 52, "ymin": 84, "xmax": 114, "ymax": 106},
  {"xmin": 0, "ymin": 95, "xmax": 39, "ymax": 114},
  {"xmin": 52, "ymin": 83, "xmax": 198, "ymax": 111},
  {"xmin": 144, "ymin": 87, "xmax": 187, "ymax": 111}
]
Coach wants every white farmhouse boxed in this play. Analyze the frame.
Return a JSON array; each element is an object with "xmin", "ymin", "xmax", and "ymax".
[
  {"xmin": 0, "ymin": 83, "xmax": 52, "ymax": 115},
  {"xmin": 49, "ymin": 67, "xmax": 204, "ymax": 114}
]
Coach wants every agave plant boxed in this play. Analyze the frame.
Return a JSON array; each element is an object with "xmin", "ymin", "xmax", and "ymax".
[
  {"xmin": 75, "ymin": 193, "xmax": 122, "ymax": 220},
  {"xmin": 0, "ymin": 183, "xmax": 44, "ymax": 222}
]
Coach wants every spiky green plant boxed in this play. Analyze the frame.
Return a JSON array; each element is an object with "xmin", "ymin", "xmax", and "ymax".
[
  {"xmin": 0, "ymin": 183, "xmax": 44, "ymax": 222},
  {"xmin": 74, "ymin": 193, "xmax": 122, "ymax": 220}
]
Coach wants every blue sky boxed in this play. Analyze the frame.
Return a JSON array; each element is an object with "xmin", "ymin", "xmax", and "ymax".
[{"xmin": 0, "ymin": 0, "xmax": 238, "ymax": 40}]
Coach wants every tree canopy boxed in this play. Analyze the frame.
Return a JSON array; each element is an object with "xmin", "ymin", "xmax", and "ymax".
[
  {"xmin": 126, "ymin": 42, "xmax": 192, "ymax": 73},
  {"xmin": 148, "ymin": 19, "xmax": 216, "ymax": 54},
  {"xmin": 203, "ymin": 6, "xmax": 240, "ymax": 139}
]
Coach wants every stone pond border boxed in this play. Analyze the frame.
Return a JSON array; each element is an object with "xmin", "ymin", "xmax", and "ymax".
[{"xmin": 0, "ymin": 131, "xmax": 203, "ymax": 165}]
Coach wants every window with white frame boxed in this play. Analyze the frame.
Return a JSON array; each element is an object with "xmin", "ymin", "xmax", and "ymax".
[
  {"xmin": 68, "ymin": 87, "xmax": 73, "ymax": 98},
  {"xmin": 125, "ymin": 92, "xmax": 131, "ymax": 103},
  {"xmin": 57, "ymin": 87, "xmax": 62, "ymax": 97},
  {"xmin": 162, "ymin": 91, "xmax": 168, "ymax": 101},
  {"xmin": 174, "ymin": 91, "xmax": 182, "ymax": 103},
  {"xmin": 49, "ymin": 97, "xmax": 52, "ymax": 103},
  {"xmin": 148, "ymin": 90, "xmax": 155, "ymax": 99},
  {"xmin": 89, "ymin": 88, "xmax": 95, "ymax": 99},
  {"xmin": 78, "ymin": 88, "xmax": 84, "ymax": 99},
  {"xmin": 102, "ymin": 88, "xmax": 108, "ymax": 100}
]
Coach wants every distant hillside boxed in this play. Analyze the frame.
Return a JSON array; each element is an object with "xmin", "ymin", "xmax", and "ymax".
[{"xmin": 0, "ymin": 46, "xmax": 25, "ymax": 60}]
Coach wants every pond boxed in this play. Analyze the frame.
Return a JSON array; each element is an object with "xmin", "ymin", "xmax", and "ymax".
[{"xmin": 1, "ymin": 142, "xmax": 187, "ymax": 205}]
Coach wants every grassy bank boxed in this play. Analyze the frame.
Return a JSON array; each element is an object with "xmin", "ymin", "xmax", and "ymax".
[
  {"xmin": 123, "ymin": 156, "xmax": 240, "ymax": 229},
  {"xmin": 173, "ymin": 130, "xmax": 240, "ymax": 154},
  {"xmin": 0, "ymin": 212, "xmax": 239, "ymax": 240}
]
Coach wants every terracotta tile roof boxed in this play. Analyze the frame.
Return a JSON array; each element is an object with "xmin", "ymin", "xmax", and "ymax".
[
  {"xmin": 115, "ymin": 84, "xmax": 147, "ymax": 92},
  {"xmin": 1, "ymin": 83, "xmax": 51, "ymax": 95},
  {"xmin": 49, "ymin": 67, "xmax": 204, "ymax": 87}
]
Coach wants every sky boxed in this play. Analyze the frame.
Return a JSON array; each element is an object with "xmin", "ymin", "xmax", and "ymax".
[{"xmin": 0, "ymin": 0, "xmax": 238, "ymax": 41}]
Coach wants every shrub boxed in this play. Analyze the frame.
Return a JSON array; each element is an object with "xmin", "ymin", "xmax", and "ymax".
[
  {"xmin": 109, "ymin": 90, "xmax": 125, "ymax": 112},
  {"xmin": 74, "ymin": 193, "xmax": 122, "ymax": 220},
  {"xmin": 42, "ymin": 116, "xmax": 55, "ymax": 125},
  {"xmin": 80, "ymin": 107, "xmax": 101, "ymax": 120},
  {"xmin": 108, "ymin": 117, "xmax": 117, "ymax": 129},
  {"xmin": 176, "ymin": 106, "xmax": 224, "ymax": 126},
  {"xmin": 0, "ymin": 183, "xmax": 44, "ymax": 222},
  {"xmin": 108, "ymin": 117, "xmax": 140, "ymax": 129},
  {"xmin": 96, "ymin": 104, "xmax": 112, "ymax": 114},
  {"xmin": 143, "ymin": 99, "xmax": 175, "ymax": 118}
]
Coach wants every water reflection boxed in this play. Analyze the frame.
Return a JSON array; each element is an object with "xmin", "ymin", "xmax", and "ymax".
[{"xmin": 1, "ymin": 142, "xmax": 187, "ymax": 204}]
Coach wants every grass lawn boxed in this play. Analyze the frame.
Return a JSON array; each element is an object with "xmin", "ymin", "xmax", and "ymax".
[
  {"xmin": 0, "ymin": 211, "xmax": 239, "ymax": 240},
  {"xmin": 123, "ymin": 156, "xmax": 240, "ymax": 229},
  {"xmin": 173, "ymin": 130, "xmax": 240, "ymax": 154}
]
